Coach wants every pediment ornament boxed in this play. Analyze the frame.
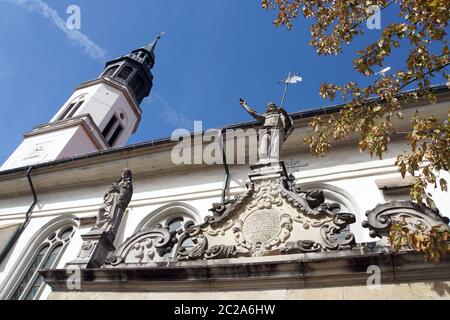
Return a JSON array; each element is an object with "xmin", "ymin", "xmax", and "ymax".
[
  {"xmin": 176, "ymin": 163, "xmax": 357, "ymax": 260},
  {"xmin": 103, "ymin": 163, "xmax": 358, "ymax": 265}
]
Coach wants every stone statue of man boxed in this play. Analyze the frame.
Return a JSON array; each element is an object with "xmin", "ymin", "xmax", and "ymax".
[
  {"xmin": 94, "ymin": 169, "xmax": 133, "ymax": 239},
  {"xmin": 240, "ymin": 99, "xmax": 294, "ymax": 164}
]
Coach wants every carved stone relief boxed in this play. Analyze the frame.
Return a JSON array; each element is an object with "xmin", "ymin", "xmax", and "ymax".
[
  {"xmin": 96, "ymin": 188, "xmax": 450, "ymax": 267},
  {"xmin": 78, "ymin": 240, "xmax": 95, "ymax": 259},
  {"xmin": 362, "ymin": 200, "xmax": 450, "ymax": 241},
  {"xmin": 174, "ymin": 163, "xmax": 357, "ymax": 261},
  {"xmin": 104, "ymin": 227, "xmax": 174, "ymax": 265}
]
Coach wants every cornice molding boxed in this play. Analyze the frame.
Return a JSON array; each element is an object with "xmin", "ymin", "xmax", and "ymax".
[
  {"xmin": 40, "ymin": 248, "xmax": 450, "ymax": 292},
  {"xmin": 24, "ymin": 114, "xmax": 109, "ymax": 150}
]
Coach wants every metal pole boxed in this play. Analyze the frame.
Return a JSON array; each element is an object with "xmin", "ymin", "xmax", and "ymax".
[
  {"xmin": 280, "ymin": 71, "xmax": 291, "ymax": 108},
  {"xmin": 219, "ymin": 129, "xmax": 230, "ymax": 203}
]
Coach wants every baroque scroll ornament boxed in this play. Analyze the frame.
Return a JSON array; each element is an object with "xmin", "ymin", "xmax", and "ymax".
[
  {"xmin": 175, "ymin": 168, "xmax": 357, "ymax": 261},
  {"xmin": 104, "ymin": 227, "xmax": 174, "ymax": 265},
  {"xmin": 362, "ymin": 200, "xmax": 450, "ymax": 240}
]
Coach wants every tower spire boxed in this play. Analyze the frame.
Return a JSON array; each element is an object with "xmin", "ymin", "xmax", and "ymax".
[
  {"xmin": 128, "ymin": 32, "xmax": 165, "ymax": 70},
  {"xmin": 143, "ymin": 32, "xmax": 165, "ymax": 55},
  {"xmin": 98, "ymin": 32, "xmax": 165, "ymax": 104}
]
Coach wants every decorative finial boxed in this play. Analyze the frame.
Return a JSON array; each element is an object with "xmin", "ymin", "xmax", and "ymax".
[
  {"xmin": 144, "ymin": 32, "xmax": 165, "ymax": 54},
  {"xmin": 157, "ymin": 31, "xmax": 165, "ymax": 40}
]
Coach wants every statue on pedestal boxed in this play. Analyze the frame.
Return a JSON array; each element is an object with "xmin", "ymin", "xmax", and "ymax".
[
  {"xmin": 94, "ymin": 169, "xmax": 133, "ymax": 239},
  {"xmin": 240, "ymin": 99, "xmax": 294, "ymax": 164},
  {"xmin": 69, "ymin": 169, "xmax": 133, "ymax": 268}
]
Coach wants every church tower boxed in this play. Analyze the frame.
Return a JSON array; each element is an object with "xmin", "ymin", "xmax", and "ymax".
[{"xmin": 1, "ymin": 34, "xmax": 163, "ymax": 171}]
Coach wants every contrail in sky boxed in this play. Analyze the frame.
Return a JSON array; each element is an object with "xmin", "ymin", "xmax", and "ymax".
[
  {"xmin": 150, "ymin": 92, "xmax": 194, "ymax": 131},
  {"xmin": 1, "ymin": 0, "xmax": 106, "ymax": 60}
]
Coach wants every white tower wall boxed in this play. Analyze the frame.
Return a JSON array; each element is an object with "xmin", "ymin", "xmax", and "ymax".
[
  {"xmin": 50, "ymin": 82, "xmax": 140, "ymax": 138},
  {"xmin": 1, "ymin": 80, "xmax": 141, "ymax": 171},
  {"xmin": 1, "ymin": 124, "xmax": 96, "ymax": 170}
]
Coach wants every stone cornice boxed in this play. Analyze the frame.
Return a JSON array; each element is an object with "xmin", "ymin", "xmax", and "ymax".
[
  {"xmin": 41, "ymin": 247, "xmax": 450, "ymax": 292},
  {"xmin": 25, "ymin": 114, "xmax": 109, "ymax": 150}
]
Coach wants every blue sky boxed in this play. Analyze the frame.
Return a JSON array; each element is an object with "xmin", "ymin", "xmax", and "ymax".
[{"xmin": 0, "ymin": 0, "xmax": 446, "ymax": 164}]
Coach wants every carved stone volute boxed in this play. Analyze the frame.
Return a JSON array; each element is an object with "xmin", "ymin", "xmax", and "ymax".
[
  {"xmin": 104, "ymin": 227, "xmax": 174, "ymax": 266},
  {"xmin": 362, "ymin": 200, "xmax": 450, "ymax": 241}
]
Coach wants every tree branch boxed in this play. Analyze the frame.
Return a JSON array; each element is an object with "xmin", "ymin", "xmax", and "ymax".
[{"xmin": 399, "ymin": 61, "xmax": 450, "ymax": 90}]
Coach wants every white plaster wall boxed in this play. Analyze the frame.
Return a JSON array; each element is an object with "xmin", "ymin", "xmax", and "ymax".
[
  {"xmin": 427, "ymin": 170, "xmax": 450, "ymax": 216},
  {"xmin": 58, "ymin": 127, "xmax": 99, "ymax": 159},
  {"xmin": 92, "ymin": 84, "xmax": 138, "ymax": 146},
  {"xmin": 51, "ymin": 83, "xmax": 138, "ymax": 147},
  {"xmin": 51, "ymin": 87, "xmax": 94, "ymax": 122},
  {"xmin": 2, "ymin": 80, "xmax": 140, "ymax": 171},
  {"xmin": 48, "ymin": 281, "xmax": 450, "ymax": 300},
  {"xmin": 0, "ymin": 194, "xmax": 31, "ymax": 218},
  {"xmin": 1, "ymin": 127, "xmax": 79, "ymax": 171}
]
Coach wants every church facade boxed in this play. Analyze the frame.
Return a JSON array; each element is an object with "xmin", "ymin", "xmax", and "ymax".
[{"xmin": 0, "ymin": 38, "xmax": 449, "ymax": 300}]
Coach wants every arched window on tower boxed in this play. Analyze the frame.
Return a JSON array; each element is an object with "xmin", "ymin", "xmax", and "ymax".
[
  {"xmin": 57, "ymin": 95, "xmax": 86, "ymax": 121},
  {"xmin": 101, "ymin": 113, "xmax": 124, "ymax": 147},
  {"xmin": 117, "ymin": 66, "xmax": 133, "ymax": 81},
  {"xmin": 8, "ymin": 223, "xmax": 76, "ymax": 300},
  {"xmin": 101, "ymin": 65, "xmax": 119, "ymax": 78}
]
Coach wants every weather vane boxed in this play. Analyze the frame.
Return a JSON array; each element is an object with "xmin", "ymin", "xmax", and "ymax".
[
  {"xmin": 375, "ymin": 66, "xmax": 391, "ymax": 77},
  {"xmin": 278, "ymin": 71, "xmax": 303, "ymax": 108}
]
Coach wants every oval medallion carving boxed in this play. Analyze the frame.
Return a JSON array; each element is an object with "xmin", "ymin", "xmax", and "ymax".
[{"xmin": 243, "ymin": 209, "xmax": 280, "ymax": 244}]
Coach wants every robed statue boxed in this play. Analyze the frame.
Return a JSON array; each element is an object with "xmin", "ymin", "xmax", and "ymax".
[
  {"xmin": 240, "ymin": 99, "xmax": 294, "ymax": 164},
  {"xmin": 94, "ymin": 169, "xmax": 133, "ymax": 239}
]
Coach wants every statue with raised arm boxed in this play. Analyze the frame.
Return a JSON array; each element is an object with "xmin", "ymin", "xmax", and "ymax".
[
  {"xmin": 94, "ymin": 169, "xmax": 133, "ymax": 240},
  {"xmin": 240, "ymin": 99, "xmax": 294, "ymax": 164}
]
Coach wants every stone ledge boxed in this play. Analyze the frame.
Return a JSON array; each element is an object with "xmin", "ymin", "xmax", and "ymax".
[{"xmin": 41, "ymin": 246, "xmax": 450, "ymax": 292}]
